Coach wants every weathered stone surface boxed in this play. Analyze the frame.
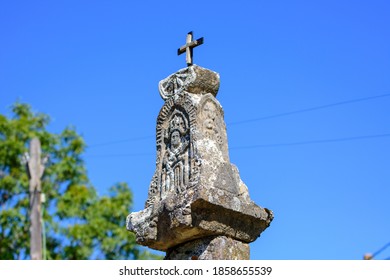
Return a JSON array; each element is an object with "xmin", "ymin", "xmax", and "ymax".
[
  {"xmin": 127, "ymin": 64, "xmax": 273, "ymax": 259},
  {"xmin": 165, "ymin": 236, "xmax": 249, "ymax": 260},
  {"xmin": 158, "ymin": 65, "xmax": 220, "ymax": 100}
]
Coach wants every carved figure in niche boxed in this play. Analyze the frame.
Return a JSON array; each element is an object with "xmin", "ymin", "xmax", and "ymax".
[
  {"xmin": 161, "ymin": 114, "xmax": 189, "ymax": 197},
  {"xmin": 202, "ymin": 101, "xmax": 222, "ymax": 145}
]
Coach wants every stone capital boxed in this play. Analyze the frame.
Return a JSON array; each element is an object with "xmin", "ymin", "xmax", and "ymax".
[{"xmin": 158, "ymin": 65, "xmax": 220, "ymax": 100}]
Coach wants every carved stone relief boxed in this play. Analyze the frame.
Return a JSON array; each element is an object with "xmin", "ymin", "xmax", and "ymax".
[
  {"xmin": 159, "ymin": 65, "xmax": 220, "ymax": 100},
  {"xmin": 161, "ymin": 112, "xmax": 190, "ymax": 198},
  {"xmin": 145, "ymin": 93, "xmax": 201, "ymax": 206},
  {"xmin": 128, "ymin": 65, "xmax": 273, "ymax": 258},
  {"xmin": 199, "ymin": 94, "xmax": 229, "ymax": 161},
  {"xmin": 159, "ymin": 67, "xmax": 195, "ymax": 100},
  {"xmin": 202, "ymin": 100, "xmax": 222, "ymax": 144}
]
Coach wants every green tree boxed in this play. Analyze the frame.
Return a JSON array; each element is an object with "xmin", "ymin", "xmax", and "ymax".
[{"xmin": 0, "ymin": 103, "xmax": 159, "ymax": 259}]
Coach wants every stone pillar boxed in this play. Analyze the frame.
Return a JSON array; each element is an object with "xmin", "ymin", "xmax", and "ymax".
[{"xmin": 127, "ymin": 65, "xmax": 273, "ymax": 260}]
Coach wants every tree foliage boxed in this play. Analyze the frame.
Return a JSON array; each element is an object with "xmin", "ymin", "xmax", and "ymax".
[{"xmin": 0, "ymin": 103, "xmax": 159, "ymax": 259}]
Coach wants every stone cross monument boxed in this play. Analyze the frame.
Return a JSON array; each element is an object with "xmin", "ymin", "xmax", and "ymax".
[{"xmin": 127, "ymin": 33, "xmax": 273, "ymax": 260}]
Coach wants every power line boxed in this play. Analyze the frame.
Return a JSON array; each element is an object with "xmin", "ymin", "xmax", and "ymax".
[
  {"xmin": 86, "ymin": 93, "xmax": 390, "ymax": 148},
  {"xmin": 372, "ymin": 241, "xmax": 390, "ymax": 259},
  {"xmin": 85, "ymin": 132, "xmax": 390, "ymax": 158},
  {"xmin": 85, "ymin": 152, "xmax": 154, "ymax": 158},
  {"xmin": 228, "ymin": 93, "xmax": 390, "ymax": 126},
  {"xmin": 88, "ymin": 135, "xmax": 154, "ymax": 148},
  {"xmin": 230, "ymin": 133, "xmax": 390, "ymax": 150},
  {"xmin": 364, "ymin": 241, "xmax": 390, "ymax": 260}
]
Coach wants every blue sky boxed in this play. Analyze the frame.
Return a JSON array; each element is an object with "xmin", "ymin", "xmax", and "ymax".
[{"xmin": 1, "ymin": 1, "xmax": 389, "ymax": 260}]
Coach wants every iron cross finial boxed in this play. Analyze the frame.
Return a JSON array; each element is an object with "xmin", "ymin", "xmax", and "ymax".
[{"xmin": 177, "ymin": 31, "xmax": 204, "ymax": 66}]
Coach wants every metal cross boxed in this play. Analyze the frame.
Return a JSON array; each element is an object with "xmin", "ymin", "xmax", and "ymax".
[{"xmin": 177, "ymin": 31, "xmax": 204, "ymax": 66}]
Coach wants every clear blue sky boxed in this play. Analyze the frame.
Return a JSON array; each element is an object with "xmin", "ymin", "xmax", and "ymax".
[{"xmin": 1, "ymin": 1, "xmax": 389, "ymax": 260}]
